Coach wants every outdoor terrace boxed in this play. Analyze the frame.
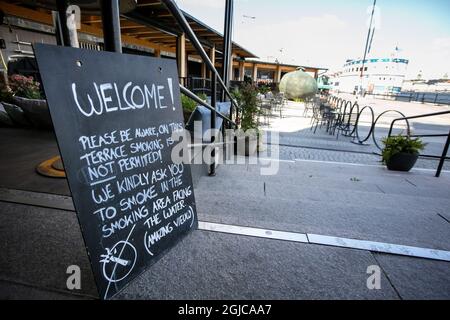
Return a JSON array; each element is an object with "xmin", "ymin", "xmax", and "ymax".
[{"xmin": 1, "ymin": 96, "xmax": 449, "ymax": 299}]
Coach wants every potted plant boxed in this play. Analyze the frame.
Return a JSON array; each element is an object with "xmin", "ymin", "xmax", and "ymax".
[
  {"xmin": 181, "ymin": 94, "xmax": 196, "ymax": 123},
  {"xmin": 8, "ymin": 74, "xmax": 52, "ymax": 129},
  {"xmin": 381, "ymin": 135, "xmax": 426, "ymax": 172},
  {"xmin": 0, "ymin": 74, "xmax": 31, "ymax": 127},
  {"xmin": 180, "ymin": 93, "xmax": 208, "ymax": 124},
  {"xmin": 233, "ymin": 83, "xmax": 260, "ymax": 156}
]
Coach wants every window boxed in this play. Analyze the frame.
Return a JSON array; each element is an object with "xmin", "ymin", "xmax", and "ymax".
[{"xmin": 364, "ymin": 67, "xmax": 368, "ymax": 71}]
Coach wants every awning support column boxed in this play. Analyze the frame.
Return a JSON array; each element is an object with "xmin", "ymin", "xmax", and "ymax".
[
  {"xmin": 252, "ymin": 64, "xmax": 258, "ymax": 83},
  {"xmin": 55, "ymin": 0, "xmax": 70, "ymax": 46},
  {"xmin": 100, "ymin": 0, "xmax": 122, "ymax": 53},
  {"xmin": 177, "ymin": 33, "xmax": 187, "ymax": 83},
  {"xmin": 239, "ymin": 61, "xmax": 245, "ymax": 81},
  {"xmin": 221, "ymin": 0, "xmax": 233, "ymax": 100}
]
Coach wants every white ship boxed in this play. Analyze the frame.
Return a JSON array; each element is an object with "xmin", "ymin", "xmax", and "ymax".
[{"xmin": 332, "ymin": 48, "xmax": 409, "ymax": 95}]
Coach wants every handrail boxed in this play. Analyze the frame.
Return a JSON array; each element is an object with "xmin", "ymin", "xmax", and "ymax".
[
  {"xmin": 372, "ymin": 110, "xmax": 410, "ymax": 150},
  {"xmin": 161, "ymin": 0, "xmax": 241, "ymax": 113},
  {"xmin": 388, "ymin": 110, "xmax": 450, "ymax": 136},
  {"xmin": 387, "ymin": 110, "xmax": 450, "ymax": 177},
  {"xmin": 367, "ymin": 92, "xmax": 450, "ymax": 106},
  {"xmin": 180, "ymin": 85, "xmax": 236, "ymax": 126},
  {"xmin": 325, "ymin": 95, "xmax": 449, "ymax": 177}
]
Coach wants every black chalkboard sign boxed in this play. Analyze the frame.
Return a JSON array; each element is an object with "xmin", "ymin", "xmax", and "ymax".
[{"xmin": 34, "ymin": 44, "xmax": 198, "ymax": 299}]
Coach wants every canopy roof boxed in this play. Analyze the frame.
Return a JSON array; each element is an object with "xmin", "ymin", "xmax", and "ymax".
[{"xmin": 3, "ymin": 0, "xmax": 258, "ymax": 60}]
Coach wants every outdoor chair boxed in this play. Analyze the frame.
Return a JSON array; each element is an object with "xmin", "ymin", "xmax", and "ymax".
[
  {"xmin": 257, "ymin": 96, "xmax": 272, "ymax": 126},
  {"xmin": 273, "ymin": 92, "xmax": 286, "ymax": 118},
  {"xmin": 310, "ymin": 97, "xmax": 339, "ymax": 135},
  {"xmin": 303, "ymin": 97, "xmax": 315, "ymax": 117}
]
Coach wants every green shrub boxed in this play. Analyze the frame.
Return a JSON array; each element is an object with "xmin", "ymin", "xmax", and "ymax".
[
  {"xmin": 234, "ymin": 83, "xmax": 259, "ymax": 131},
  {"xmin": 197, "ymin": 93, "xmax": 207, "ymax": 101},
  {"xmin": 258, "ymin": 85, "xmax": 270, "ymax": 95},
  {"xmin": 381, "ymin": 135, "xmax": 426, "ymax": 164},
  {"xmin": 180, "ymin": 94, "xmax": 197, "ymax": 113},
  {"xmin": 181, "ymin": 92, "xmax": 209, "ymax": 114}
]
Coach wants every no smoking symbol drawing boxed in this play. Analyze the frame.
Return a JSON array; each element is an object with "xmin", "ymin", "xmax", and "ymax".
[{"xmin": 100, "ymin": 240, "xmax": 137, "ymax": 283}]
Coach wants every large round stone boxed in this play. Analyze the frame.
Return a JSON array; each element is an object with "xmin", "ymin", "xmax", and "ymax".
[{"xmin": 279, "ymin": 68, "xmax": 318, "ymax": 99}]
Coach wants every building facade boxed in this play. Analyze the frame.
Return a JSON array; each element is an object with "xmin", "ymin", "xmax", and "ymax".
[{"xmin": 0, "ymin": 1, "xmax": 326, "ymax": 90}]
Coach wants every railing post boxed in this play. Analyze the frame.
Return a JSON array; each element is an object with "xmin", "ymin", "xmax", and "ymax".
[
  {"xmin": 100, "ymin": 0, "xmax": 122, "ymax": 53},
  {"xmin": 388, "ymin": 119, "xmax": 396, "ymax": 137},
  {"xmin": 209, "ymin": 74, "xmax": 217, "ymax": 176},
  {"xmin": 222, "ymin": 0, "xmax": 233, "ymax": 102},
  {"xmin": 436, "ymin": 130, "xmax": 450, "ymax": 178},
  {"xmin": 161, "ymin": 0, "xmax": 239, "ymax": 113},
  {"xmin": 55, "ymin": 0, "xmax": 70, "ymax": 46}
]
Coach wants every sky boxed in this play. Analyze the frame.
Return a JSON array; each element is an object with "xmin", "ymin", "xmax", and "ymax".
[{"xmin": 176, "ymin": 0, "xmax": 450, "ymax": 79}]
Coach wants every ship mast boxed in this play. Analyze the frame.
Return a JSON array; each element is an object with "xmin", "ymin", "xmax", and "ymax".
[{"xmin": 360, "ymin": 0, "xmax": 377, "ymax": 95}]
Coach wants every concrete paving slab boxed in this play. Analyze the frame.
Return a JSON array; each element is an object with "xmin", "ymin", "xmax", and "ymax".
[
  {"xmin": 195, "ymin": 190, "xmax": 450, "ymax": 251},
  {"xmin": 196, "ymin": 172, "xmax": 450, "ymax": 214},
  {"xmin": 0, "ymin": 201, "xmax": 98, "ymax": 298},
  {"xmin": 219, "ymin": 160, "xmax": 450, "ymax": 187},
  {"xmin": 0, "ymin": 187, "xmax": 74, "ymax": 211},
  {"xmin": 374, "ymin": 253, "xmax": 450, "ymax": 300},
  {"xmin": 213, "ymin": 163, "xmax": 450, "ymax": 198},
  {"xmin": 116, "ymin": 230, "xmax": 399, "ymax": 300},
  {"xmin": 0, "ymin": 128, "xmax": 70, "ymax": 195},
  {"xmin": 246, "ymin": 159, "xmax": 450, "ymax": 182},
  {"xmin": 0, "ymin": 279, "xmax": 89, "ymax": 300}
]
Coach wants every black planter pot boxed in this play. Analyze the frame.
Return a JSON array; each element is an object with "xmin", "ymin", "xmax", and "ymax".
[{"xmin": 386, "ymin": 152, "xmax": 419, "ymax": 172}]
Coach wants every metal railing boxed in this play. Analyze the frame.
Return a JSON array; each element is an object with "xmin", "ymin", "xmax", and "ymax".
[
  {"xmin": 161, "ymin": 0, "xmax": 240, "ymax": 175},
  {"xmin": 323, "ymin": 95, "xmax": 450, "ymax": 177},
  {"xmin": 367, "ymin": 91, "xmax": 450, "ymax": 105},
  {"xmin": 388, "ymin": 111, "xmax": 450, "ymax": 177},
  {"xmin": 180, "ymin": 76, "xmax": 212, "ymax": 94},
  {"xmin": 59, "ymin": 0, "xmax": 239, "ymax": 176}
]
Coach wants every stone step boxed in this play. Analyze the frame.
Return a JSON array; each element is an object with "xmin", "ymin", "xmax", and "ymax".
[
  {"xmin": 194, "ymin": 189, "xmax": 450, "ymax": 251},
  {"xmin": 208, "ymin": 162, "xmax": 450, "ymax": 200}
]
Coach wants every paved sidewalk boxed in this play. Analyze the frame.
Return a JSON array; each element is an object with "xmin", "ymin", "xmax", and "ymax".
[{"xmin": 263, "ymin": 100, "xmax": 450, "ymax": 171}]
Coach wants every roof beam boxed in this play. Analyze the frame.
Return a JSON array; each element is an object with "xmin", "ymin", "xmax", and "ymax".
[
  {"xmin": 122, "ymin": 11, "xmax": 181, "ymax": 37},
  {"xmin": 127, "ymin": 30, "xmax": 163, "ymax": 35},
  {"xmin": 138, "ymin": 35, "xmax": 175, "ymax": 40},
  {"xmin": 137, "ymin": 1, "xmax": 162, "ymax": 7}
]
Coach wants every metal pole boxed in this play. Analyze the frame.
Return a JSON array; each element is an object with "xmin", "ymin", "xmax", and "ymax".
[
  {"xmin": 360, "ymin": 0, "xmax": 376, "ymax": 92},
  {"xmin": 56, "ymin": 0, "xmax": 70, "ymax": 46},
  {"xmin": 210, "ymin": 74, "xmax": 217, "ymax": 176},
  {"xmin": 436, "ymin": 130, "xmax": 450, "ymax": 178},
  {"xmin": 222, "ymin": 0, "xmax": 233, "ymax": 101},
  {"xmin": 160, "ymin": 0, "xmax": 239, "ymax": 113},
  {"xmin": 52, "ymin": 11, "xmax": 64, "ymax": 46},
  {"xmin": 100, "ymin": 0, "xmax": 122, "ymax": 53}
]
